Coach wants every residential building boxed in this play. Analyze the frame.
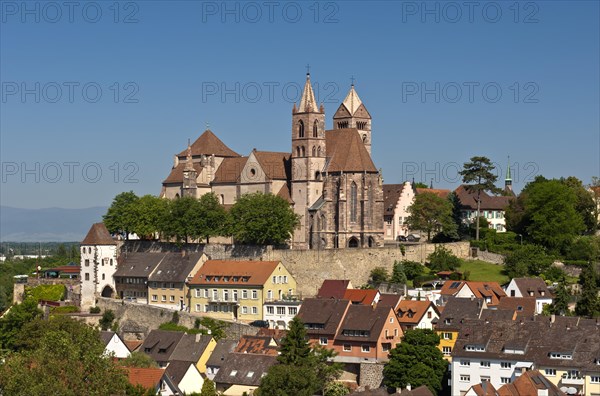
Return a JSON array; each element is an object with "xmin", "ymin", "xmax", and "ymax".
[
  {"xmin": 169, "ymin": 333, "xmax": 216, "ymax": 374},
  {"xmin": 494, "ymin": 297, "xmax": 536, "ymax": 317},
  {"xmin": 264, "ymin": 299, "xmax": 302, "ymax": 329},
  {"xmin": 454, "ymin": 184, "xmax": 513, "ymax": 232},
  {"xmin": 125, "ymin": 367, "xmax": 180, "ymax": 396},
  {"xmin": 451, "ymin": 316, "xmax": 600, "ymax": 396},
  {"xmin": 214, "ymin": 353, "xmax": 278, "ymax": 395},
  {"xmin": 140, "ymin": 330, "xmax": 186, "ymax": 368},
  {"xmin": 383, "ymin": 181, "xmax": 415, "ymax": 240},
  {"xmin": 234, "ymin": 335, "xmax": 278, "ymax": 356},
  {"xmin": 147, "ymin": 252, "xmax": 207, "ymax": 310},
  {"xmin": 114, "ymin": 252, "xmax": 165, "ymax": 302},
  {"xmin": 187, "ymin": 260, "xmax": 296, "ymax": 322},
  {"xmin": 441, "ymin": 281, "xmax": 506, "ymax": 307},
  {"xmin": 395, "ymin": 300, "xmax": 440, "ymax": 330},
  {"xmin": 344, "ymin": 288, "xmax": 380, "ymax": 305},
  {"xmin": 505, "ymin": 278, "xmax": 553, "ymax": 314},
  {"xmin": 100, "ymin": 331, "xmax": 131, "ymax": 359},
  {"xmin": 205, "ymin": 339, "xmax": 237, "ymax": 381},
  {"xmin": 164, "ymin": 360, "xmax": 204, "ymax": 395},
  {"xmin": 80, "ymin": 223, "xmax": 118, "ymax": 309},
  {"xmin": 317, "ymin": 279, "xmax": 353, "ymax": 299}
]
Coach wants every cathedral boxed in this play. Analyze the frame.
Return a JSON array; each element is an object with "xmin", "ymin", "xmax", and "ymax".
[{"xmin": 161, "ymin": 73, "xmax": 384, "ymax": 249}]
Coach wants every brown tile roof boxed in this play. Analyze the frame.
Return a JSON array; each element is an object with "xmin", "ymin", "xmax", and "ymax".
[
  {"xmin": 454, "ymin": 185, "xmax": 512, "ymax": 210},
  {"xmin": 213, "ymin": 353, "xmax": 277, "ymax": 387},
  {"xmin": 252, "ymin": 151, "xmax": 291, "ymax": 180},
  {"xmin": 212, "ymin": 157, "xmax": 248, "ymax": 183},
  {"xmin": 343, "ymin": 289, "xmax": 379, "ymax": 305},
  {"xmin": 396, "ymin": 300, "xmax": 437, "ymax": 326},
  {"xmin": 165, "ymin": 360, "xmax": 196, "ymax": 387},
  {"xmin": 126, "ymin": 367, "xmax": 165, "ymax": 390},
  {"xmin": 336, "ymin": 305, "xmax": 399, "ymax": 343},
  {"xmin": 276, "ymin": 183, "xmax": 294, "ymax": 204},
  {"xmin": 178, "ymin": 130, "xmax": 240, "ymax": 158},
  {"xmin": 316, "ymin": 280, "xmax": 351, "ymax": 299},
  {"xmin": 464, "ymin": 282, "xmax": 506, "ymax": 305},
  {"xmin": 125, "ymin": 340, "xmax": 143, "ymax": 353},
  {"xmin": 512, "ymin": 278, "xmax": 553, "ymax": 299},
  {"xmin": 496, "ymin": 297, "xmax": 536, "ymax": 317},
  {"xmin": 416, "ymin": 188, "xmax": 450, "ymax": 199},
  {"xmin": 325, "ymin": 129, "xmax": 377, "ymax": 173},
  {"xmin": 399, "ymin": 386, "xmax": 435, "ymax": 396},
  {"xmin": 467, "ymin": 382, "xmax": 499, "ymax": 396},
  {"xmin": 378, "ymin": 293, "xmax": 403, "ymax": 310},
  {"xmin": 114, "ymin": 252, "xmax": 166, "ymax": 278},
  {"xmin": 234, "ymin": 335, "xmax": 278, "ymax": 355},
  {"xmin": 383, "ymin": 183, "xmax": 407, "ymax": 216},
  {"xmin": 81, "ymin": 223, "xmax": 116, "ymax": 245},
  {"xmin": 256, "ymin": 328, "xmax": 288, "ymax": 345},
  {"xmin": 440, "ymin": 280, "xmax": 466, "ymax": 296},
  {"xmin": 162, "ymin": 162, "xmax": 204, "ymax": 184},
  {"xmin": 497, "ymin": 370, "xmax": 566, "ymax": 396},
  {"xmin": 148, "ymin": 252, "xmax": 205, "ymax": 283},
  {"xmin": 435, "ymin": 297, "xmax": 485, "ymax": 331},
  {"xmin": 297, "ymin": 298, "xmax": 351, "ymax": 336},
  {"xmin": 188, "ymin": 260, "xmax": 280, "ymax": 286}
]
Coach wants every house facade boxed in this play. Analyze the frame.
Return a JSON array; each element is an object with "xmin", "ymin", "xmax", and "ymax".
[
  {"xmin": 454, "ymin": 184, "xmax": 513, "ymax": 233},
  {"xmin": 114, "ymin": 252, "xmax": 165, "ymax": 302},
  {"xmin": 80, "ymin": 223, "xmax": 118, "ymax": 309},
  {"xmin": 395, "ymin": 300, "xmax": 440, "ymax": 330},
  {"xmin": 505, "ymin": 278, "xmax": 553, "ymax": 314}
]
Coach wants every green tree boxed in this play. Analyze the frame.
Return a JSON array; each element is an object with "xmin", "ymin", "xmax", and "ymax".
[
  {"xmin": 407, "ymin": 192, "xmax": 458, "ymax": 241},
  {"xmin": 277, "ymin": 317, "xmax": 311, "ymax": 366},
  {"xmin": 193, "ymin": 193, "xmax": 228, "ymax": 243},
  {"xmin": 561, "ymin": 176, "xmax": 597, "ymax": 234},
  {"xmin": 459, "ymin": 156, "xmax": 501, "ymax": 241},
  {"xmin": 369, "ymin": 267, "xmax": 389, "ymax": 286},
  {"xmin": 103, "ymin": 191, "xmax": 139, "ymax": 239},
  {"xmin": 0, "ymin": 297, "xmax": 42, "ymax": 350},
  {"xmin": 323, "ymin": 382, "xmax": 350, "ymax": 396},
  {"xmin": 391, "ymin": 261, "xmax": 408, "ymax": 285},
  {"xmin": 401, "ymin": 260, "xmax": 425, "ymax": 280},
  {"xmin": 383, "ymin": 329, "xmax": 448, "ymax": 394},
  {"xmin": 200, "ymin": 378, "xmax": 218, "ymax": 396},
  {"xmin": 503, "ymin": 244, "xmax": 553, "ymax": 278},
  {"xmin": 550, "ymin": 279, "xmax": 571, "ymax": 316},
  {"xmin": 575, "ymin": 262, "xmax": 600, "ymax": 318},
  {"xmin": 56, "ymin": 244, "xmax": 67, "ymax": 258},
  {"xmin": 256, "ymin": 364, "xmax": 317, "ymax": 396},
  {"xmin": 132, "ymin": 195, "xmax": 168, "ymax": 239},
  {"xmin": 229, "ymin": 193, "xmax": 300, "ymax": 245},
  {"xmin": 120, "ymin": 351, "xmax": 159, "ymax": 368},
  {"xmin": 427, "ymin": 246, "xmax": 461, "ymax": 272},
  {"xmin": 99, "ymin": 309, "xmax": 116, "ymax": 331},
  {"xmin": 160, "ymin": 196, "xmax": 202, "ymax": 243}
]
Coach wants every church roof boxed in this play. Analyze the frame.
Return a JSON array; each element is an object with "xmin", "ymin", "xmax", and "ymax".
[
  {"xmin": 342, "ymin": 84, "xmax": 362, "ymax": 115},
  {"xmin": 324, "ymin": 129, "xmax": 377, "ymax": 173},
  {"xmin": 297, "ymin": 73, "xmax": 318, "ymax": 113},
  {"xmin": 276, "ymin": 183, "xmax": 294, "ymax": 204},
  {"xmin": 253, "ymin": 151, "xmax": 291, "ymax": 180},
  {"xmin": 81, "ymin": 223, "xmax": 116, "ymax": 245},
  {"xmin": 213, "ymin": 157, "xmax": 248, "ymax": 184},
  {"xmin": 333, "ymin": 85, "xmax": 371, "ymax": 120},
  {"xmin": 178, "ymin": 130, "xmax": 240, "ymax": 158},
  {"xmin": 162, "ymin": 162, "xmax": 203, "ymax": 184}
]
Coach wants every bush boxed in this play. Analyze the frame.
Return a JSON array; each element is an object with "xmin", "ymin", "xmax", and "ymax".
[
  {"xmin": 413, "ymin": 275, "xmax": 438, "ymax": 288},
  {"xmin": 99, "ymin": 310, "xmax": 115, "ymax": 331},
  {"xmin": 89, "ymin": 306, "xmax": 101, "ymax": 314},
  {"xmin": 369, "ymin": 267, "xmax": 389, "ymax": 285},
  {"xmin": 24, "ymin": 284, "xmax": 65, "ymax": 302},
  {"xmin": 427, "ymin": 246, "xmax": 461, "ymax": 272},
  {"xmin": 401, "ymin": 261, "xmax": 425, "ymax": 281},
  {"xmin": 159, "ymin": 322, "xmax": 206, "ymax": 335}
]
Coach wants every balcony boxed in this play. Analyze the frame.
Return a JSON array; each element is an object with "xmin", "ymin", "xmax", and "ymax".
[
  {"xmin": 561, "ymin": 374, "xmax": 584, "ymax": 385},
  {"xmin": 208, "ymin": 296, "xmax": 238, "ymax": 304}
]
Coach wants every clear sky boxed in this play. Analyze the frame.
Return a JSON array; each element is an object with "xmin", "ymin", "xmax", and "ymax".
[{"xmin": 1, "ymin": 0, "xmax": 599, "ymax": 209}]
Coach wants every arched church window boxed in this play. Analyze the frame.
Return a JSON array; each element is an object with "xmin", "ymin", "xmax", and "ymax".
[
  {"xmin": 301, "ymin": 146, "xmax": 305, "ymax": 157},
  {"xmin": 362, "ymin": 134, "xmax": 367, "ymax": 143},
  {"xmin": 320, "ymin": 214, "xmax": 326, "ymax": 231},
  {"xmin": 296, "ymin": 146, "xmax": 301, "ymax": 157},
  {"xmin": 312, "ymin": 146, "xmax": 316, "ymax": 156},
  {"xmin": 220, "ymin": 194, "xmax": 225, "ymax": 204},
  {"xmin": 298, "ymin": 120, "xmax": 305, "ymax": 138},
  {"xmin": 350, "ymin": 182, "xmax": 358, "ymax": 223},
  {"xmin": 317, "ymin": 146, "xmax": 321, "ymax": 157},
  {"xmin": 313, "ymin": 120, "xmax": 318, "ymax": 137}
]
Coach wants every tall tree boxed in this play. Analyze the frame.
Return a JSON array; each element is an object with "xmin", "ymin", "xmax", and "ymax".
[
  {"xmin": 103, "ymin": 191, "xmax": 139, "ymax": 239},
  {"xmin": 391, "ymin": 261, "xmax": 408, "ymax": 285},
  {"xmin": 132, "ymin": 195, "xmax": 168, "ymax": 239},
  {"xmin": 0, "ymin": 297, "xmax": 42, "ymax": 350},
  {"xmin": 193, "ymin": 193, "xmax": 228, "ymax": 243},
  {"xmin": 200, "ymin": 378, "xmax": 218, "ymax": 396},
  {"xmin": 160, "ymin": 196, "xmax": 201, "ymax": 243},
  {"xmin": 229, "ymin": 193, "xmax": 300, "ymax": 245},
  {"xmin": 459, "ymin": 156, "xmax": 501, "ymax": 241},
  {"xmin": 383, "ymin": 329, "xmax": 448, "ymax": 394},
  {"xmin": 550, "ymin": 279, "xmax": 571, "ymax": 316},
  {"xmin": 277, "ymin": 316, "xmax": 311, "ymax": 366},
  {"xmin": 575, "ymin": 262, "xmax": 599, "ymax": 318},
  {"xmin": 406, "ymin": 192, "xmax": 458, "ymax": 241},
  {"xmin": 561, "ymin": 176, "xmax": 597, "ymax": 234},
  {"xmin": 503, "ymin": 244, "xmax": 553, "ymax": 278},
  {"xmin": 427, "ymin": 245, "xmax": 461, "ymax": 272}
]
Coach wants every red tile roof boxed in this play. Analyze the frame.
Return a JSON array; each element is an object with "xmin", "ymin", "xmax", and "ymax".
[
  {"xmin": 125, "ymin": 367, "xmax": 165, "ymax": 390},
  {"xmin": 496, "ymin": 297, "xmax": 536, "ymax": 317},
  {"xmin": 396, "ymin": 300, "xmax": 437, "ymax": 325},
  {"xmin": 497, "ymin": 370, "xmax": 565, "ymax": 396},
  {"xmin": 276, "ymin": 183, "xmax": 294, "ymax": 204},
  {"xmin": 464, "ymin": 282, "xmax": 506, "ymax": 305},
  {"xmin": 316, "ymin": 280, "xmax": 351, "ymax": 299},
  {"xmin": 81, "ymin": 223, "xmax": 116, "ymax": 245},
  {"xmin": 416, "ymin": 188, "xmax": 450, "ymax": 199},
  {"xmin": 162, "ymin": 162, "xmax": 204, "ymax": 184},
  {"xmin": 188, "ymin": 260, "xmax": 281, "ymax": 286},
  {"xmin": 234, "ymin": 335, "xmax": 278, "ymax": 355},
  {"xmin": 343, "ymin": 289, "xmax": 379, "ymax": 305},
  {"xmin": 252, "ymin": 151, "xmax": 291, "ymax": 180},
  {"xmin": 383, "ymin": 183, "xmax": 407, "ymax": 216},
  {"xmin": 178, "ymin": 129, "xmax": 240, "ymax": 158}
]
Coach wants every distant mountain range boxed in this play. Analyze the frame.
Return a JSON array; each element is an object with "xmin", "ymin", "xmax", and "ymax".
[{"xmin": 0, "ymin": 206, "xmax": 108, "ymax": 242}]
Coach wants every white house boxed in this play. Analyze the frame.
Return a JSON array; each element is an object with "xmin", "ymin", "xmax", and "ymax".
[
  {"xmin": 100, "ymin": 331, "xmax": 131, "ymax": 359},
  {"xmin": 264, "ymin": 300, "xmax": 302, "ymax": 329},
  {"xmin": 80, "ymin": 223, "xmax": 119, "ymax": 309},
  {"xmin": 164, "ymin": 361, "xmax": 204, "ymax": 395},
  {"xmin": 383, "ymin": 181, "xmax": 415, "ymax": 241},
  {"xmin": 505, "ymin": 278, "xmax": 553, "ymax": 314}
]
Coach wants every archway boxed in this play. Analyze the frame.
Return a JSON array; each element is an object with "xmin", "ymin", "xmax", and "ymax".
[
  {"xmin": 101, "ymin": 285, "xmax": 114, "ymax": 298},
  {"xmin": 348, "ymin": 237, "xmax": 359, "ymax": 248},
  {"xmin": 368, "ymin": 237, "xmax": 375, "ymax": 248}
]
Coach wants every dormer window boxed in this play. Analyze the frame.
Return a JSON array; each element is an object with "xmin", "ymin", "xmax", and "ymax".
[
  {"xmin": 445, "ymin": 318, "xmax": 452, "ymax": 325},
  {"xmin": 549, "ymin": 352, "xmax": 572, "ymax": 359}
]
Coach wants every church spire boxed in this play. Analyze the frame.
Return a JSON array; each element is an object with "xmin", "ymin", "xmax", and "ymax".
[
  {"xmin": 184, "ymin": 139, "xmax": 193, "ymax": 170},
  {"xmin": 505, "ymin": 155, "xmax": 513, "ymax": 192},
  {"xmin": 342, "ymin": 83, "xmax": 363, "ymax": 115},
  {"xmin": 297, "ymin": 72, "xmax": 317, "ymax": 113}
]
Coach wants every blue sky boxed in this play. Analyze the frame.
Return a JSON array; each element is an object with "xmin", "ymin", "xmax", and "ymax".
[{"xmin": 1, "ymin": 0, "xmax": 599, "ymax": 209}]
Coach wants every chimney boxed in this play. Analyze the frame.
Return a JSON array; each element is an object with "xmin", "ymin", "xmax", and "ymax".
[
  {"xmin": 181, "ymin": 250, "xmax": 186, "ymax": 258},
  {"xmin": 406, "ymin": 383, "xmax": 412, "ymax": 391},
  {"xmin": 550, "ymin": 314, "xmax": 555, "ymax": 324},
  {"xmin": 196, "ymin": 333, "xmax": 201, "ymax": 342}
]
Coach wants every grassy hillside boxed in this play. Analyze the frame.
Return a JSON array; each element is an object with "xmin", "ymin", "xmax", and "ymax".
[{"xmin": 459, "ymin": 259, "xmax": 509, "ymax": 284}]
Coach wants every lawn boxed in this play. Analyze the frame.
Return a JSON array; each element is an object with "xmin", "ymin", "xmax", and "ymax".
[{"xmin": 459, "ymin": 259, "xmax": 509, "ymax": 284}]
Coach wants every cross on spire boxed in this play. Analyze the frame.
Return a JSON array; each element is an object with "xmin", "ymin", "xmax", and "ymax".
[
  {"xmin": 205, "ymin": 122, "xmax": 210, "ymax": 130},
  {"xmin": 306, "ymin": 63, "xmax": 311, "ymax": 75},
  {"xmin": 350, "ymin": 75, "xmax": 355, "ymax": 86}
]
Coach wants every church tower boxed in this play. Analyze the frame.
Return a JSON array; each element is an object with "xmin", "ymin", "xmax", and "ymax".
[
  {"xmin": 182, "ymin": 141, "xmax": 197, "ymax": 197},
  {"xmin": 333, "ymin": 83, "xmax": 372, "ymax": 155},
  {"xmin": 504, "ymin": 156, "xmax": 513, "ymax": 194},
  {"xmin": 291, "ymin": 73, "xmax": 326, "ymax": 248}
]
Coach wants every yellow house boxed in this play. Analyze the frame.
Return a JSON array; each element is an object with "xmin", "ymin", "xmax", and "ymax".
[{"xmin": 187, "ymin": 260, "xmax": 297, "ymax": 322}]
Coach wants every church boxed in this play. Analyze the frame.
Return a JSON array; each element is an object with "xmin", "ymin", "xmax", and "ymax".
[{"xmin": 160, "ymin": 73, "xmax": 384, "ymax": 249}]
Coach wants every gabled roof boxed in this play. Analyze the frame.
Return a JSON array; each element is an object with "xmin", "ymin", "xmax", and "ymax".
[
  {"xmin": 212, "ymin": 156, "xmax": 249, "ymax": 184},
  {"xmin": 454, "ymin": 185, "xmax": 512, "ymax": 210},
  {"xmin": 467, "ymin": 381, "xmax": 499, "ymax": 396},
  {"xmin": 81, "ymin": 223, "xmax": 116, "ymax": 245},
  {"xmin": 206, "ymin": 339, "xmax": 237, "ymax": 367},
  {"xmin": 325, "ymin": 129, "xmax": 377, "ymax": 173},
  {"xmin": 464, "ymin": 282, "xmax": 506, "ymax": 305},
  {"xmin": 126, "ymin": 367, "xmax": 165, "ymax": 390},
  {"xmin": 378, "ymin": 293, "xmax": 403, "ymax": 310},
  {"xmin": 497, "ymin": 370, "xmax": 565, "ymax": 396},
  {"xmin": 100, "ymin": 330, "xmax": 116, "ymax": 346},
  {"xmin": 178, "ymin": 130, "xmax": 240, "ymax": 158},
  {"xmin": 164, "ymin": 360, "xmax": 197, "ymax": 386},
  {"xmin": 316, "ymin": 280, "xmax": 351, "ymax": 299},
  {"xmin": 511, "ymin": 278, "xmax": 553, "ymax": 299},
  {"xmin": 383, "ymin": 183, "xmax": 407, "ymax": 215},
  {"xmin": 170, "ymin": 334, "xmax": 213, "ymax": 363},
  {"xmin": 114, "ymin": 252, "xmax": 166, "ymax": 278},
  {"xmin": 416, "ymin": 188, "xmax": 451, "ymax": 199},
  {"xmin": 140, "ymin": 330, "xmax": 186, "ymax": 363},
  {"xmin": 336, "ymin": 305, "xmax": 398, "ymax": 343},
  {"xmin": 252, "ymin": 151, "xmax": 291, "ymax": 180},
  {"xmin": 234, "ymin": 335, "xmax": 278, "ymax": 355},
  {"xmin": 343, "ymin": 289, "xmax": 379, "ymax": 305},
  {"xmin": 396, "ymin": 300, "xmax": 438, "ymax": 325},
  {"xmin": 148, "ymin": 252, "xmax": 205, "ymax": 283},
  {"xmin": 440, "ymin": 280, "xmax": 466, "ymax": 296},
  {"xmin": 435, "ymin": 297, "xmax": 485, "ymax": 330},
  {"xmin": 162, "ymin": 162, "xmax": 204, "ymax": 184},
  {"xmin": 188, "ymin": 260, "xmax": 281, "ymax": 286},
  {"xmin": 276, "ymin": 183, "xmax": 294, "ymax": 204},
  {"xmin": 297, "ymin": 298, "xmax": 351, "ymax": 336},
  {"xmin": 125, "ymin": 340, "xmax": 143, "ymax": 353},
  {"xmin": 213, "ymin": 353, "xmax": 277, "ymax": 387},
  {"xmin": 496, "ymin": 297, "xmax": 536, "ymax": 317}
]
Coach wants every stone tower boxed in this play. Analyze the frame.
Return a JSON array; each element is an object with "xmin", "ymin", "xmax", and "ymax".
[
  {"xmin": 80, "ymin": 223, "xmax": 118, "ymax": 309},
  {"xmin": 291, "ymin": 73, "xmax": 326, "ymax": 247},
  {"xmin": 333, "ymin": 83, "xmax": 373, "ymax": 155},
  {"xmin": 182, "ymin": 141, "xmax": 198, "ymax": 197}
]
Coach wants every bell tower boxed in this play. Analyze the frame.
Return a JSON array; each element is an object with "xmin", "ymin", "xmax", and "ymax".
[{"xmin": 333, "ymin": 81, "xmax": 373, "ymax": 155}]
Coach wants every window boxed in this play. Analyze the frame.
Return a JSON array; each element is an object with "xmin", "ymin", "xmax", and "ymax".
[
  {"xmin": 394, "ymin": 329, "xmax": 398, "ymax": 337},
  {"xmin": 591, "ymin": 376, "xmax": 600, "ymax": 383},
  {"xmin": 85, "ymin": 273, "xmax": 90, "ymax": 281},
  {"xmin": 382, "ymin": 343, "xmax": 391, "ymax": 352},
  {"xmin": 361, "ymin": 345, "xmax": 370, "ymax": 353},
  {"xmin": 501, "ymin": 378, "xmax": 510, "ymax": 384},
  {"xmin": 213, "ymin": 289, "xmax": 218, "ymax": 300},
  {"xmin": 170, "ymin": 295, "xmax": 175, "ymax": 302},
  {"xmin": 152, "ymin": 295, "xmax": 158, "ymax": 301},
  {"xmin": 313, "ymin": 120, "xmax": 318, "ymax": 137},
  {"xmin": 242, "ymin": 290, "xmax": 248, "ymax": 299},
  {"xmin": 427, "ymin": 311, "xmax": 432, "ymax": 319},
  {"xmin": 460, "ymin": 360, "xmax": 470, "ymax": 367},
  {"xmin": 85, "ymin": 259, "xmax": 90, "ymax": 267},
  {"xmin": 350, "ymin": 182, "xmax": 357, "ymax": 223},
  {"xmin": 223, "ymin": 290, "xmax": 229, "ymax": 301},
  {"xmin": 480, "ymin": 361, "xmax": 490, "ymax": 368},
  {"xmin": 283, "ymin": 276, "xmax": 288, "ymax": 284},
  {"xmin": 267, "ymin": 290, "xmax": 273, "ymax": 300},
  {"xmin": 161, "ymin": 295, "xmax": 166, "ymax": 302},
  {"xmin": 298, "ymin": 120, "xmax": 304, "ymax": 138},
  {"xmin": 242, "ymin": 306, "xmax": 248, "ymax": 314},
  {"xmin": 443, "ymin": 332, "xmax": 452, "ymax": 340},
  {"xmin": 195, "ymin": 289, "xmax": 201, "ymax": 298},
  {"xmin": 442, "ymin": 346, "xmax": 451, "ymax": 356},
  {"xmin": 466, "ymin": 345, "xmax": 485, "ymax": 352},
  {"xmin": 230, "ymin": 370, "xmax": 237, "ymax": 377},
  {"xmin": 343, "ymin": 344, "xmax": 351, "ymax": 352},
  {"xmin": 252, "ymin": 290, "xmax": 257, "ymax": 299},
  {"xmin": 277, "ymin": 307, "xmax": 285, "ymax": 315},
  {"xmin": 501, "ymin": 362, "xmax": 512, "ymax": 369},
  {"xmin": 195, "ymin": 304, "xmax": 201, "ymax": 312},
  {"xmin": 272, "ymin": 276, "xmax": 277, "ymax": 284},
  {"xmin": 459, "ymin": 375, "xmax": 470, "ymax": 382},
  {"xmin": 266, "ymin": 306, "xmax": 274, "ymax": 315},
  {"xmin": 246, "ymin": 371, "xmax": 254, "ymax": 378},
  {"xmin": 319, "ymin": 337, "xmax": 328, "ymax": 345},
  {"xmin": 389, "ymin": 317, "xmax": 394, "ymax": 323},
  {"xmin": 233, "ymin": 290, "xmax": 238, "ymax": 301},
  {"xmin": 204, "ymin": 305, "xmax": 208, "ymax": 312},
  {"xmin": 288, "ymin": 307, "xmax": 297, "ymax": 315},
  {"xmin": 252, "ymin": 306, "xmax": 257, "ymax": 315},
  {"xmin": 544, "ymin": 369, "xmax": 556, "ymax": 376}
]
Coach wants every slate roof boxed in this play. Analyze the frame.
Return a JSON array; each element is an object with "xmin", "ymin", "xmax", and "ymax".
[
  {"xmin": 383, "ymin": 183, "xmax": 406, "ymax": 216},
  {"xmin": 114, "ymin": 252, "xmax": 165, "ymax": 278},
  {"xmin": 454, "ymin": 185, "xmax": 512, "ymax": 211},
  {"xmin": 188, "ymin": 260, "xmax": 280, "ymax": 286},
  {"xmin": 213, "ymin": 353, "xmax": 277, "ymax": 387},
  {"xmin": 100, "ymin": 330, "xmax": 115, "ymax": 346},
  {"xmin": 212, "ymin": 157, "xmax": 249, "ymax": 183},
  {"xmin": 297, "ymin": 298, "xmax": 351, "ymax": 336},
  {"xmin": 81, "ymin": 223, "xmax": 116, "ymax": 245},
  {"xmin": 511, "ymin": 278, "xmax": 553, "ymax": 299},
  {"xmin": 170, "ymin": 334, "xmax": 213, "ymax": 363},
  {"xmin": 206, "ymin": 339, "xmax": 237, "ymax": 367},
  {"xmin": 140, "ymin": 330, "xmax": 186, "ymax": 363},
  {"xmin": 162, "ymin": 162, "xmax": 204, "ymax": 184},
  {"xmin": 148, "ymin": 252, "xmax": 205, "ymax": 283},
  {"xmin": 164, "ymin": 360, "xmax": 195, "ymax": 387},
  {"xmin": 252, "ymin": 151, "xmax": 291, "ymax": 180},
  {"xmin": 378, "ymin": 293, "xmax": 403, "ymax": 310},
  {"xmin": 234, "ymin": 335, "xmax": 278, "ymax": 355},
  {"xmin": 435, "ymin": 297, "xmax": 485, "ymax": 331},
  {"xmin": 325, "ymin": 129, "xmax": 377, "ymax": 173},
  {"xmin": 316, "ymin": 280, "xmax": 351, "ymax": 299},
  {"xmin": 336, "ymin": 305, "xmax": 396, "ymax": 343},
  {"xmin": 497, "ymin": 370, "xmax": 566, "ymax": 396},
  {"xmin": 177, "ymin": 130, "xmax": 240, "ymax": 158}
]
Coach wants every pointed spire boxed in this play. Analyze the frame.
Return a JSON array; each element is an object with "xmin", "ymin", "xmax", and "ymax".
[
  {"xmin": 298, "ymin": 73, "xmax": 317, "ymax": 113},
  {"xmin": 185, "ymin": 139, "xmax": 193, "ymax": 170},
  {"xmin": 342, "ymin": 83, "xmax": 363, "ymax": 115},
  {"xmin": 430, "ymin": 178, "xmax": 433, "ymax": 189},
  {"xmin": 506, "ymin": 155, "xmax": 512, "ymax": 182}
]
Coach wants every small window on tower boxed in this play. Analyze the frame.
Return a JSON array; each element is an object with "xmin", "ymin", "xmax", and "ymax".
[
  {"xmin": 362, "ymin": 134, "xmax": 367, "ymax": 143},
  {"xmin": 298, "ymin": 120, "xmax": 305, "ymax": 138},
  {"xmin": 313, "ymin": 120, "xmax": 318, "ymax": 137}
]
